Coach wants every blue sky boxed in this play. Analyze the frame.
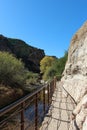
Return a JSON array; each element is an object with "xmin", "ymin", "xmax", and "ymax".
[{"xmin": 0, "ymin": 0, "xmax": 87, "ymax": 58}]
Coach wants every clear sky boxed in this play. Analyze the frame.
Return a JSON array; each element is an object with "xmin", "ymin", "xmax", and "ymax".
[{"xmin": 0, "ymin": 0, "xmax": 87, "ymax": 58}]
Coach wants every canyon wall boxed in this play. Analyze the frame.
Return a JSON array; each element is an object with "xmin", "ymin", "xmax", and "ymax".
[{"xmin": 61, "ymin": 22, "xmax": 87, "ymax": 130}]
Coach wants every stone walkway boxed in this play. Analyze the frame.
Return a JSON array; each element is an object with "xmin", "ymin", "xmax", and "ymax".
[{"xmin": 40, "ymin": 82, "xmax": 76, "ymax": 130}]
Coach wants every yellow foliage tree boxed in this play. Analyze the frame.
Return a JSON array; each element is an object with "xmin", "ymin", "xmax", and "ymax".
[{"xmin": 40, "ymin": 56, "xmax": 56, "ymax": 74}]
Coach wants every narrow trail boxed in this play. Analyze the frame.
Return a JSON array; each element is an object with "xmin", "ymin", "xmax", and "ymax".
[{"xmin": 40, "ymin": 82, "xmax": 76, "ymax": 130}]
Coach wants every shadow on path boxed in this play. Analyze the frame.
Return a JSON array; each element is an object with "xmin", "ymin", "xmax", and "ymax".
[{"xmin": 40, "ymin": 82, "xmax": 76, "ymax": 130}]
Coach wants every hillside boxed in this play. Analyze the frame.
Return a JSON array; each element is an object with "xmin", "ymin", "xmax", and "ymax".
[{"xmin": 0, "ymin": 35, "xmax": 45, "ymax": 73}]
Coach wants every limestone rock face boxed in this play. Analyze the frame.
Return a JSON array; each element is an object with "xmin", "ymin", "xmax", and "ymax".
[{"xmin": 61, "ymin": 22, "xmax": 87, "ymax": 130}]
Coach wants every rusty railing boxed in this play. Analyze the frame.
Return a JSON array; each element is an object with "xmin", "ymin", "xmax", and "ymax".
[{"xmin": 0, "ymin": 77, "xmax": 57, "ymax": 130}]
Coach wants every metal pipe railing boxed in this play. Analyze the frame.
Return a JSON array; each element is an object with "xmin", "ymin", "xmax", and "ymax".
[
  {"xmin": 21, "ymin": 102, "xmax": 25, "ymax": 130},
  {"xmin": 35, "ymin": 93, "xmax": 38, "ymax": 130},
  {"xmin": 61, "ymin": 82, "xmax": 77, "ymax": 105},
  {"xmin": 0, "ymin": 77, "xmax": 57, "ymax": 130}
]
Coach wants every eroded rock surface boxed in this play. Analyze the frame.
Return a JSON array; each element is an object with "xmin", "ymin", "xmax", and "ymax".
[{"xmin": 61, "ymin": 22, "xmax": 87, "ymax": 130}]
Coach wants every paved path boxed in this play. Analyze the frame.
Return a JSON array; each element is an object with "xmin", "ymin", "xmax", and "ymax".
[{"xmin": 40, "ymin": 82, "xmax": 76, "ymax": 130}]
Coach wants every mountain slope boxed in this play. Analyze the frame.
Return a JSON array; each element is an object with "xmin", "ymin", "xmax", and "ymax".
[{"xmin": 0, "ymin": 35, "xmax": 45, "ymax": 72}]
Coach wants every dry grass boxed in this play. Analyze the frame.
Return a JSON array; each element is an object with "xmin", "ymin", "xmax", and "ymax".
[
  {"xmin": 0, "ymin": 85, "xmax": 23, "ymax": 109},
  {"xmin": 71, "ymin": 21, "xmax": 87, "ymax": 45}
]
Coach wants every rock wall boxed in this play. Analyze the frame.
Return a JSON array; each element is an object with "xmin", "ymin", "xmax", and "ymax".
[{"xmin": 61, "ymin": 22, "xmax": 87, "ymax": 130}]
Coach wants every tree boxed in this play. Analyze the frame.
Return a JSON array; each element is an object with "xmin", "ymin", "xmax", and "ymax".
[
  {"xmin": 0, "ymin": 51, "xmax": 27, "ymax": 87},
  {"xmin": 41, "ymin": 51, "xmax": 68, "ymax": 81},
  {"xmin": 40, "ymin": 56, "xmax": 56, "ymax": 74}
]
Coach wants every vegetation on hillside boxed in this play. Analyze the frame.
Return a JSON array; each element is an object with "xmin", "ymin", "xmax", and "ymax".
[
  {"xmin": 0, "ymin": 49, "xmax": 67, "ymax": 108},
  {"xmin": 0, "ymin": 51, "xmax": 27, "ymax": 87},
  {"xmin": 40, "ymin": 51, "xmax": 68, "ymax": 81},
  {"xmin": 0, "ymin": 35, "xmax": 45, "ymax": 73},
  {"xmin": 7, "ymin": 38, "xmax": 45, "ymax": 72},
  {"xmin": 0, "ymin": 51, "xmax": 39, "ymax": 88},
  {"xmin": 0, "ymin": 51, "xmax": 39, "ymax": 108}
]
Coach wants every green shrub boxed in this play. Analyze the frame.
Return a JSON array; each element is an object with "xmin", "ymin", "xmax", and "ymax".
[
  {"xmin": 41, "ymin": 51, "xmax": 68, "ymax": 81},
  {"xmin": 26, "ymin": 72, "xmax": 39, "ymax": 85},
  {"xmin": 43, "ymin": 67, "xmax": 56, "ymax": 80},
  {"xmin": 0, "ymin": 51, "xmax": 27, "ymax": 87}
]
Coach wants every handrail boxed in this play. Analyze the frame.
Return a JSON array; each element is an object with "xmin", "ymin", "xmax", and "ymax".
[
  {"xmin": 56, "ymin": 75, "xmax": 77, "ymax": 105},
  {"xmin": 0, "ymin": 77, "xmax": 57, "ymax": 130},
  {"xmin": 61, "ymin": 82, "xmax": 77, "ymax": 105},
  {"xmin": 0, "ymin": 84, "xmax": 46, "ymax": 116}
]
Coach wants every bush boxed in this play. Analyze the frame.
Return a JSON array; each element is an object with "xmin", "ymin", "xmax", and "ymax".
[
  {"xmin": 0, "ymin": 51, "xmax": 27, "ymax": 87},
  {"xmin": 26, "ymin": 72, "xmax": 39, "ymax": 85},
  {"xmin": 40, "ymin": 56, "xmax": 56, "ymax": 74},
  {"xmin": 43, "ymin": 67, "xmax": 56, "ymax": 81},
  {"xmin": 41, "ymin": 51, "xmax": 68, "ymax": 81}
]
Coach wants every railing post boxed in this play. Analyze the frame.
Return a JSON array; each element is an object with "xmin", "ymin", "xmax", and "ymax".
[
  {"xmin": 49, "ymin": 82, "xmax": 52, "ymax": 104},
  {"xmin": 35, "ymin": 93, "xmax": 38, "ymax": 130},
  {"xmin": 54, "ymin": 76, "xmax": 56, "ymax": 91},
  {"xmin": 47, "ymin": 84, "xmax": 50, "ymax": 107},
  {"xmin": 51, "ymin": 82, "xmax": 53, "ymax": 97},
  {"xmin": 21, "ymin": 102, "xmax": 25, "ymax": 130},
  {"xmin": 43, "ymin": 88, "xmax": 45, "ymax": 115}
]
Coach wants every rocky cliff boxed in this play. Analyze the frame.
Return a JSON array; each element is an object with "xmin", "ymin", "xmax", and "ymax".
[
  {"xmin": 0, "ymin": 35, "xmax": 45, "ymax": 73},
  {"xmin": 61, "ymin": 22, "xmax": 87, "ymax": 130}
]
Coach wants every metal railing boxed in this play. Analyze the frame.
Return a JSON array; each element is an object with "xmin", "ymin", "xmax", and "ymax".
[{"xmin": 0, "ymin": 77, "xmax": 57, "ymax": 130}]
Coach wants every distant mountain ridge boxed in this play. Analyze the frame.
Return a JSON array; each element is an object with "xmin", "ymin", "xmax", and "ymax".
[{"xmin": 0, "ymin": 35, "xmax": 45, "ymax": 73}]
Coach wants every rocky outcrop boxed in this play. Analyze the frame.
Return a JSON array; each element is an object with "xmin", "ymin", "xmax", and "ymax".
[
  {"xmin": 61, "ymin": 22, "xmax": 87, "ymax": 130},
  {"xmin": 0, "ymin": 35, "xmax": 45, "ymax": 73}
]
